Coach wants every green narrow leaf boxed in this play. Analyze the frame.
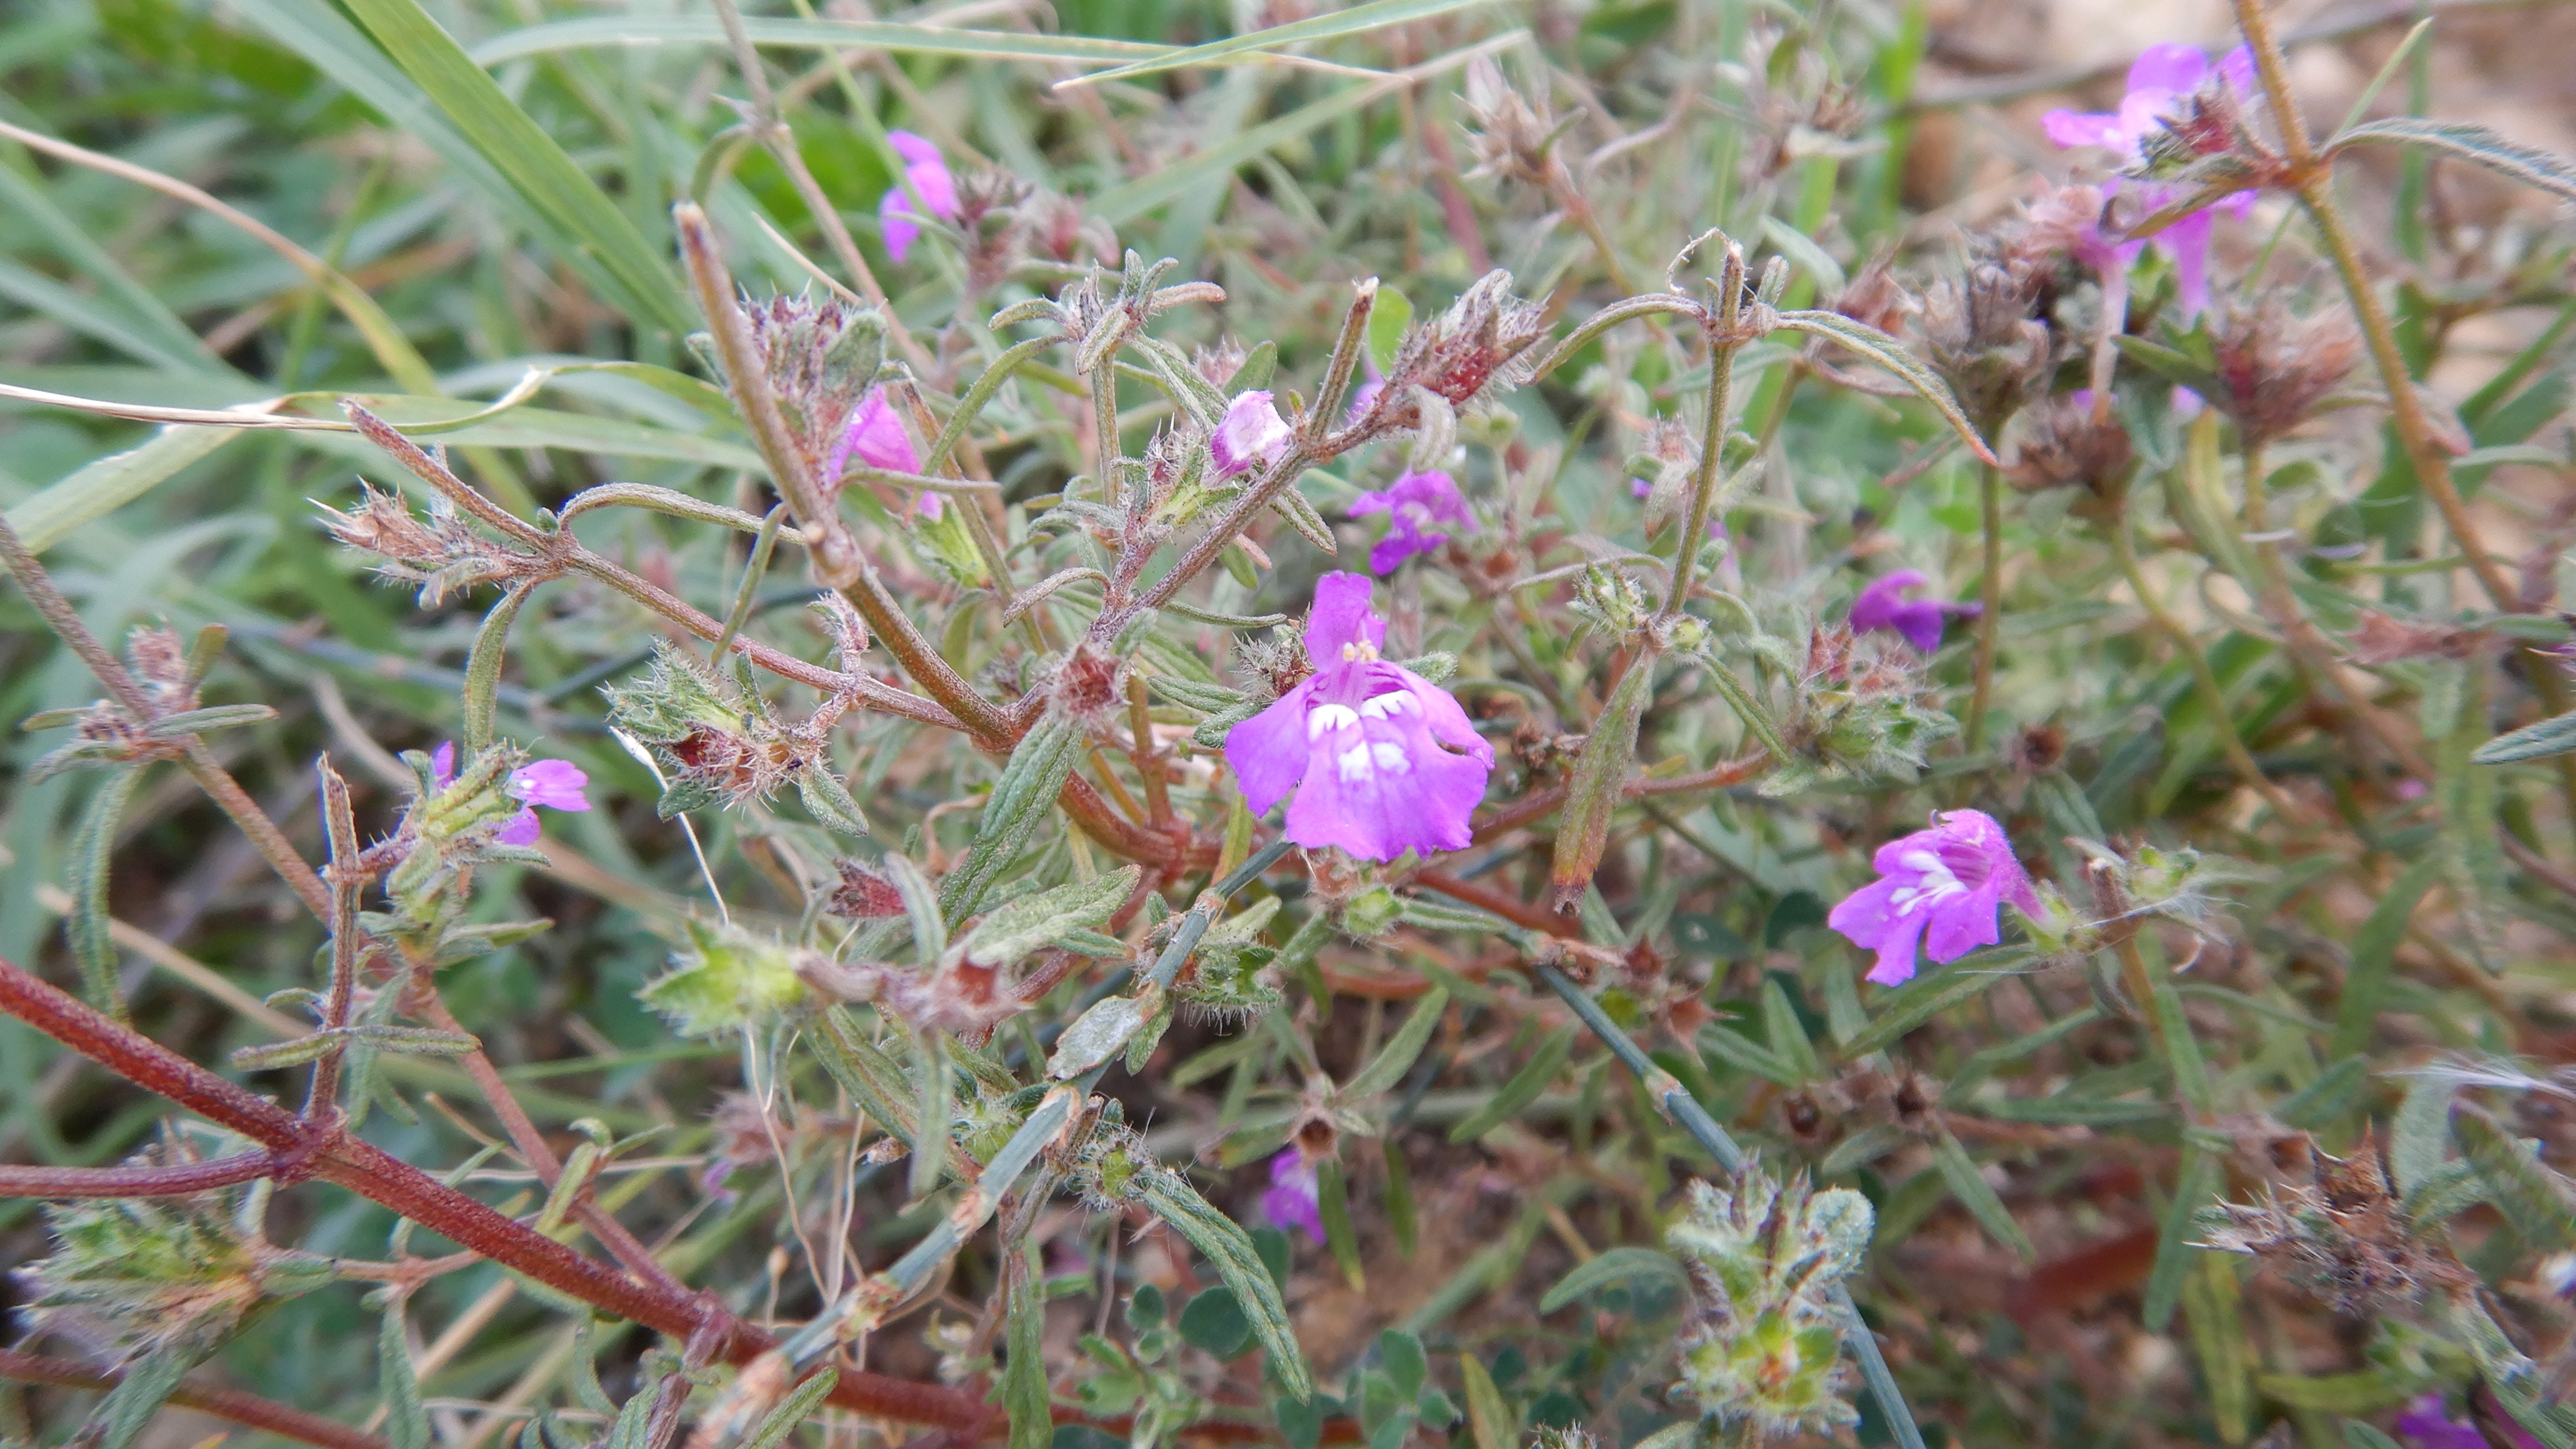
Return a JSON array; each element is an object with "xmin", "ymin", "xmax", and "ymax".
[
  {"xmin": 1844, "ymin": 950, "xmax": 2024, "ymax": 1055},
  {"xmin": 1771, "ymin": 309, "xmax": 1998, "ymax": 463},
  {"xmin": 1316, "ymin": 1157, "xmax": 1365, "ymax": 1289},
  {"xmin": 1448, "ymin": 1025, "xmax": 1578, "ymax": 1143},
  {"xmin": 333, "ymin": 0, "xmax": 692, "ymax": 333},
  {"xmin": 8, "ymin": 425, "xmax": 246, "ymax": 556},
  {"xmin": 2474, "ymin": 708, "xmax": 2576, "ymax": 764},
  {"xmin": 1930, "ymin": 1128, "xmax": 2032, "ymax": 1261},
  {"xmin": 1382, "ymin": 1138, "xmax": 1417, "ymax": 1259},
  {"xmin": 2276, "ymin": 1057, "xmax": 2370, "ymax": 1131},
  {"xmin": 2327, "ymin": 855, "xmax": 2443, "ymax": 1058},
  {"xmin": 461, "ymin": 585, "xmax": 532, "ymax": 755},
  {"xmin": 1552, "ymin": 657, "xmax": 1655, "ymax": 906},
  {"xmin": 1457, "ymin": 1355, "xmax": 1514, "ymax": 1449},
  {"xmin": 962, "ymin": 865, "xmax": 1142, "ymax": 967},
  {"xmin": 65, "ymin": 765, "xmax": 144, "ymax": 1019},
  {"xmin": 2391, "ymin": 1071, "xmax": 2454, "ymax": 1204},
  {"xmin": 2141, "ymin": 1145, "xmax": 2219, "ymax": 1333},
  {"xmin": 87, "ymin": 1331, "xmax": 224, "ymax": 1449},
  {"xmin": 2328, "ymin": 118, "xmax": 2576, "ymax": 203},
  {"xmin": 378, "ymin": 1293, "xmax": 430, "ymax": 1449},
  {"xmin": 1092, "ymin": 83, "xmax": 1391, "ymax": 225},
  {"xmin": 941, "ymin": 711, "xmax": 1081, "ymax": 918},
  {"xmin": 1136, "ymin": 1170, "xmax": 1312, "ymax": 1399},
  {"xmin": 1070, "ymin": 0, "xmax": 1478, "ymax": 85},
  {"xmin": 1760, "ymin": 977, "xmax": 1822, "ymax": 1083},
  {"xmin": 1697, "ymin": 1020, "xmax": 1802, "ymax": 1088},
  {"xmin": 467, "ymin": 16, "xmax": 1163, "ymax": 67},
  {"xmin": 1342, "ymin": 987, "xmax": 1448, "ymax": 1098},
  {"xmin": 740, "ymin": 1369, "xmax": 838, "ymax": 1449},
  {"xmin": 1536, "ymin": 1246, "xmax": 1685, "ymax": 1313},
  {"xmin": 2454, "ymin": 1111, "xmax": 2576, "ymax": 1251},
  {"xmin": 811, "ymin": 1007, "xmax": 921, "ymax": 1146},
  {"xmin": 2180, "ymin": 1254, "xmax": 2251, "ymax": 1445}
]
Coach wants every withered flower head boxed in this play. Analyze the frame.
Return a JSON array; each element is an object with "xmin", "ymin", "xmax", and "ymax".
[
  {"xmin": 2010, "ymin": 392, "xmax": 2136, "ymax": 496},
  {"xmin": 124, "ymin": 626, "xmax": 201, "ymax": 713},
  {"xmin": 2207, "ymin": 298, "xmax": 2361, "ymax": 446},
  {"xmin": 828, "ymin": 858, "xmax": 907, "ymax": 919},
  {"xmin": 736, "ymin": 293, "xmax": 889, "ymax": 474},
  {"xmin": 1913, "ymin": 242, "xmax": 2054, "ymax": 433},
  {"xmin": 2344, "ymin": 610, "xmax": 2489, "ymax": 665},
  {"xmin": 1460, "ymin": 56, "xmax": 1566, "ymax": 190},
  {"xmin": 2198, "ymin": 1140, "xmax": 2464, "ymax": 1318},
  {"xmin": 318, "ymin": 484, "xmax": 519, "ymax": 604},
  {"xmin": 1345, "ymin": 270, "xmax": 1549, "ymax": 442}
]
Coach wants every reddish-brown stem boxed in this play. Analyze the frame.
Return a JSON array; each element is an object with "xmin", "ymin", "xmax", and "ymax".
[
  {"xmin": 1471, "ymin": 752, "xmax": 1770, "ymax": 844},
  {"xmin": 0, "ymin": 955, "xmax": 997, "ymax": 1435},
  {"xmin": 408, "ymin": 987, "xmax": 690, "ymax": 1299},
  {"xmin": 1413, "ymin": 869, "xmax": 1568, "ymax": 936},
  {"xmin": 0, "ymin": 1347, "xmax": 387, "ymax": 1449},
  {"xmin": 0, "ymin": 1150, "xmax": 275, "ymax": 1198}
]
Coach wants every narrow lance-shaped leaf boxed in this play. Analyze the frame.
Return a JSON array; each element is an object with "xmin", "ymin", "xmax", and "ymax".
[
  {"xmin": 1005, "ymin": 1253, "xmax": 1051, "ymax": 1449},
  {"xmin": 1342, "ymin": 986, "xmax": 1448, "ymax": 1098},
  {"xmin": 2474, "ymin": 708, "xmax": 2576, "ymax": 764},
  {"xmin": 1771, "ymin": 310, "xmax": 1999, "ymax": 463},
  {"xmin": 1448, "ymin": 1025, "xmax": 1579, "ymax": 1143},
  {"xmin": 378, "ymin": 1292, "xmax": 431, "ymax": 1449},
  {"xmin": 2327, "ymin": 118, "xmax": 2576, "ymax": 204},
  {"xmin": 1551, "ymin": 655, "xmax": 1655, "ymax": 913},
  {"xmin": 1137, "ymin": 1168, "xmax": 1314, "ymax": 1399},
  {"xmin": 67, "ymin": 765, "xmax": 144, "ymax": 1020},
  {"xmin": 1537, "ymin": 1246, "xmax": 1686, "ymax": 1313},
  {"xmin": 940, "ymin": 711, "xmax": 1081, "ymax": 918},
  {"xmin": 1931, "ymin": 1128, "xmax": 2034, "ymax": 1262},
  {"xmin": 963, "ymin": 865, "xmax": 1141, "ymax": 967}
]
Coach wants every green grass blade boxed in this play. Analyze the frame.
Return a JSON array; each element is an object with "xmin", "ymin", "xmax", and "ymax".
[
  {"xmin": 467, "ymin": 17, "xmax": 1163, "ymax": 68},
  {"xmin": 332, "ymin": 0, "xmax": 693, "ymax": 334},
  {"xmin": 1063, "ymin": 0, "xmax": 1480, "ymax": 86}
]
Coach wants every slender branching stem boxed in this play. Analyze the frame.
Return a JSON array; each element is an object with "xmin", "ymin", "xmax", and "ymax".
[
  {"xmin": 1966, "ymin": 461, "xmax": 2004, "ymax": 753},
  {"xmin": 2109, "ymin": 500, "xmax": 2299, "ymax": 818},
  {"xmin": 0, "ymin": 1347, "xmax": 386, "ymax": 1449},
  {"xmin": 1662, "ymin": 247, "xmax": 1745, "ymax": 622}
]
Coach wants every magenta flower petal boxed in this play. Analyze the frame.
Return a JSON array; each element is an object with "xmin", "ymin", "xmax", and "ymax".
[
  {"xmin": 430, "ymin": 741, "xmax": 456, "ymax": 789},
  {"xmin": 1224, "ymin": 572, "xmax": 1493, "ymax": 863},
  {"xmin": 1226, "ymin": 681, "xmax": 1317, "ymax": 816},
  {"xmin": 1348, "ymin": 468, "xmax": 1474, "ymax": 576},
  {"xmin": 1262, "ymin": 1150, "xmax": 1325, "ymax": 1244},
  {"xmin": 2125, "ymin": 41, "xmax": 2212, "ymax": 96},
  {"xmin": 1304, "ymin": 571, "xmax": 1386, "ymax": 660},
  {"xmin": 2161, "ymin": 207, "xmax": 2217, "ymax": 318},
  {"xmin": 1212, "ymin": 391, "xmax": 1292, "ymax": 477},
  {"xmin": 496, "ymin": 808, "xmax": 543, "ymax": 847},
  {"xmin": 1830, "ymin": 811, "xmax": 2037, "ymax": 987},
  {"xmin": 509, "ymin": 759, "xmax": 591, "ymax": 812},
  {"xmin": 1851, "ymin": 569, "xmax": 1978, "ymax": 652},
  {"xmin": 2041, "ymin": 108, "xmax": 2127, "ymax": 150},
  {"xmin": 827, "ymin": 387, "xmax": 922, "ymax": 485},
  {"xmin": 878, "ymin": 131, "xmax": 960, "ymax": 264}
]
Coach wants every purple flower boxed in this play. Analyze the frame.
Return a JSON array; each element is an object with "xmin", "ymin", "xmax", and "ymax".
[
  {"xmin": 1262, "ymin": 1150, "xmax": 1325, "ymax": 1244},
  {"xmin": 878, "ymin": 131, "xmax": 960, "ymax": 264},
  {"xmin": 1211, "ymin": 391, "xmax": 1292, "ymax": 477},
  {"xmin": 1348, "ymin": 468, "xmax": 1474, "ymax": 575},
  {"xmin": 2397, "ymin": 1395, "xmax": 2543, "ymax": 1449},
  {"xmin": 1850, "ymin": 569, "xmax": 1979, "ymax": 652},
  {"xmin": 1828, "ymin": 809, "xmax": 2039, "ymax": 986},
  {"xmin": 2042, "ymin": 44, "xmax": 2258, "ymax": 318},
  {"xmin": 432, "ymin": 742, "xmax": 592, "ymax": 847},
  {"xmin": 1224, "ymin": 572, "xmax": 1495, "ymax": 862},
  {"xmin": 826, "ymin": 387, "xmax": 941, "ymax": 519}
]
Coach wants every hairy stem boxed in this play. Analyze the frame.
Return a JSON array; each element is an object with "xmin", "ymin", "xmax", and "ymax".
[
  {"xmin": 2109, "ymin": 504, "xmax": 2298, "ymax": 818},
  {"xmin": 1662, "ymin": 245, "xmax": 1745, "ymax": 621},
  {"xmin": 0, "ymin": 1348, "xmax": 386, "ymax": 1449},
  {"xmin": 0, "ymin": 955, "xmax": 998, "ymax": 1434},
  {"xmin": 1966, "ymin": 461, "xmax": 2004, "ymax": 752}
]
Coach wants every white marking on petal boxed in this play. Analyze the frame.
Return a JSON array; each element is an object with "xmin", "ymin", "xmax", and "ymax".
[
  {"xmin": 1370, "ymin": 741, "xmax": 1409, "ymax": 773},
  {"xmin": 1337, "ymin": 743, "xmax": 1375, "ymax": 781},
  {"xmin": 1358, "ymin": 690, "xmax": 1413, "ymax": 719},
  {"xmin": 1886, "ymin": 847, "xmax": 1968, "ymax": 917},
  {"xmin": 1307, "ymin": 703, "xmax": 1359, "ymax": 740}
]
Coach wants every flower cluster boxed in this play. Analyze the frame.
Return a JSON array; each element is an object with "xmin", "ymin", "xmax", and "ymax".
[
  {"xmin": 430, "ymin": 742, "xmax": 589, "ymax": 847},
  {"xmin": 1666, "ymin": 1168, "xmax": 1874, "ymax": 1439},
  {"xmin": 2042, "ymin": 44, "xmax": 2258, "ymax": 319}
]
